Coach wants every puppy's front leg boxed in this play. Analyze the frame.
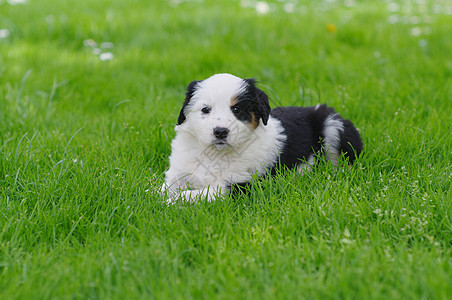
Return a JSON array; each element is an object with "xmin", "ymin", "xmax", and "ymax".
[{"xmin": 169, "ymin": 186, "xmax": 226, "ymax": 204}]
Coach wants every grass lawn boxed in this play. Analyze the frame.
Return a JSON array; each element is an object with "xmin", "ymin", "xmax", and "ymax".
[{"xmin": 1, "ymin": 0, "xmax": 451, "ymax": 298}]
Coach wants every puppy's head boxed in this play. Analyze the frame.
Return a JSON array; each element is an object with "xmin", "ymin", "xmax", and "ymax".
[{"xmin": 176, "ymin": 73, "xmax": 271, "ymax": 149}]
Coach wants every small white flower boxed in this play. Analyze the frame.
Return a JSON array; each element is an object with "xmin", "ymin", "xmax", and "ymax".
[
  {"xmin": 387, "ymin": 15, "xmax": 399, "ymax": 24},
  {"xmin": 99, "ymin": 52, "xmax": 114, "ymax": 61},
  {"xmin": 45, "ymin": 15, "xmax": 55, "ymax": 24},
  {"xmin": 0, "ymin": 29, "xmax": 10, "ymax": 39},
  {"xmin": 418, "ymin": 39, "xmax": 428, "ymax": 47},
  {"xmin": 283, "ymin": 3, "xmax": 295, "ymax": 13},
  {"xmin": 387, "ymin": 2, "xmax": 400, "ymax": 12},
  {"xmin": 92, "ymin": 48, "xmax": 102, "ymax": 55},
  {"xmin": 411, "ymin": 27, "xmax": 422, "ymax": 36},
  {"xmin": 344, "ymin": 0, "xmax": 355, "ymax": 7},
  {"xmin": 100, "ymin": 42, "xmax": 114, "ymax": 49},
  {"xmin": 7, "ymin": 0, "xmax": 28, "ymax": 5},
  {"xmin": 240, "ymin": 0, "xmax": 252, "ymax": 8},
  {"xmin": 83, "ymin": 39, "xmax": 97, "ymax": 48},
  {"xmin": 432, "ymin": 4, "xmax": 442, "ymax": 14},
  {"xmin": 446, "ymin": 6, "xmax": 452, "ymax": 15},
  {"xmin": 409, "ymin": 16, "xmax": 420, "ymax": 25},
  {"xmin": 255, "ymin": 1, "xmax": 270, "ymax": 14}
]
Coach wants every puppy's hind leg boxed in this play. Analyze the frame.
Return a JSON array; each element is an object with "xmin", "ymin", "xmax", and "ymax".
[{"xmin": 298, "ymin": 154, "xmax": 316, "ymax": 175}]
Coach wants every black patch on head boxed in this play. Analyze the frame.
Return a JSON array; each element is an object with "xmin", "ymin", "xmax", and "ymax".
[
  {"xmin": 232, "ymin": 78, "xmax": 271, "ymax": 126},
  {"xmin": 177, "ymin": 80, "xmax": 201, "ymax": 125}
]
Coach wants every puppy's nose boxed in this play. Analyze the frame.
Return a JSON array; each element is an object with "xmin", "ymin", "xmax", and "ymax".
[{"xmin": 213, "ymin": 127, "xmax": 229, "ymax": 139}]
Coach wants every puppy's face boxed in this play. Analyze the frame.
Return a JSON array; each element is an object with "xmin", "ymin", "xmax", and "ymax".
[{"xmin": 176, "ymin": 73, "xmax": 271, "ymax": 149}]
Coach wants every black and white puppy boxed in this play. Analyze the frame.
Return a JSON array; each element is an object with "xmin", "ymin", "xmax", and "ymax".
[{"xmin": 162, "ymin": 73, "xmax": 362, "ymax": 202}]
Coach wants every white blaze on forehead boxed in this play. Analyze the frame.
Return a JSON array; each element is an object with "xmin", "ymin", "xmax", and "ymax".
[{"xmin": 192, "ymin": 73, "xmax": 247, "ymax": 105}]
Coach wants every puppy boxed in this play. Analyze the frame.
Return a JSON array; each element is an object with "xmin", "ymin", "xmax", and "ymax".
[{"xmin": 162, "ymin": 73, "xmax": 362, "ymax": 202}]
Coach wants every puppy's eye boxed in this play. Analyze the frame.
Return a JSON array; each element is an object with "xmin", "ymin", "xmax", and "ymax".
[
  {"xmin": 231, "ymin": 106, "xmax": 240, "ymax": 113},
  {"xmin": 201, "ymin": 107, "xmax": 211, "ymax": 114}
]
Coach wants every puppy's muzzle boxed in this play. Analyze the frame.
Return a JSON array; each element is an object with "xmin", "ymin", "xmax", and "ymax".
[{"xmin": 213, "ymin": 127, "xmax": 229, "ymax": 140}]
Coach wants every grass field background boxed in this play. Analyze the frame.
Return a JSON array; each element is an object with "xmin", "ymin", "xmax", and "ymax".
[{"xmin": 1, "ymin": 0, "xmax": 451, "ymax": 298}]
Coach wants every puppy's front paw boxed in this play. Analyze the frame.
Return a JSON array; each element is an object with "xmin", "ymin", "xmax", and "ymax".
[
  {"xmin": 165, "ymin": 195, "xmax": 177, "ymax": 205},
  {"xmin": 160, "ymin": 183, "xmax": 168, "ymax": 194},
  {"xmin": 160, "ymin": 183, "xmax": 176, "ymax": 205}
]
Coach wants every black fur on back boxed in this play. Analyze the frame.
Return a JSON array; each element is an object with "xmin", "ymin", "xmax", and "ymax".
[{"xmin": 270, "ymin": 104, "xmax": 362, "ymax": 168}]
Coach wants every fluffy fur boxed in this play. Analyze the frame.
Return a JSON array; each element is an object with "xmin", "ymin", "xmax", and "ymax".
[{"xmin": 162, "ymin": 73, "xmax": 362, "ymax": 203}]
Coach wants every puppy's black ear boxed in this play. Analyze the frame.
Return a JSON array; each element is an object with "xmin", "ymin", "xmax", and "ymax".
[
  {"xmin": 255, "ymin": 86, "xmax": 271, "ymax": 125},
  {"xmin": 177, "ymin": 80, "xmax": 200, "ymax": 125},
  {"xmin": 244, "ymin": 78, "xmax": 271, "ymax": 126}
]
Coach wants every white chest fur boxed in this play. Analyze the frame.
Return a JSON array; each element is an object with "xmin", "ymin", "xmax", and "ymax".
[{"xmin": 164, "ymin": 117, "xmax": 286, "ymax": 193}]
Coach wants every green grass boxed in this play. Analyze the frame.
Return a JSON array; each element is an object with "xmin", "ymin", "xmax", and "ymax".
[{"xmin": 1, "ymin": 0, "xmax": 451, "ymax": 298}]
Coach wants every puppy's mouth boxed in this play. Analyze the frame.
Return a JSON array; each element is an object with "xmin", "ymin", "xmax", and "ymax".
[{"xmin": 213, "ymin": 140, "xmax": 229, "ymax": 149}]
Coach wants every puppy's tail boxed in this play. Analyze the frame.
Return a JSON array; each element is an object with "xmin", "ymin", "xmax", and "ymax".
[
  {"xmin": 321, "ymin": 107, "xmax": 363, "ymax": 164},
  {"xmin": 338, "ymin": 119, "xmax": 363, "ymax": 164}
]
